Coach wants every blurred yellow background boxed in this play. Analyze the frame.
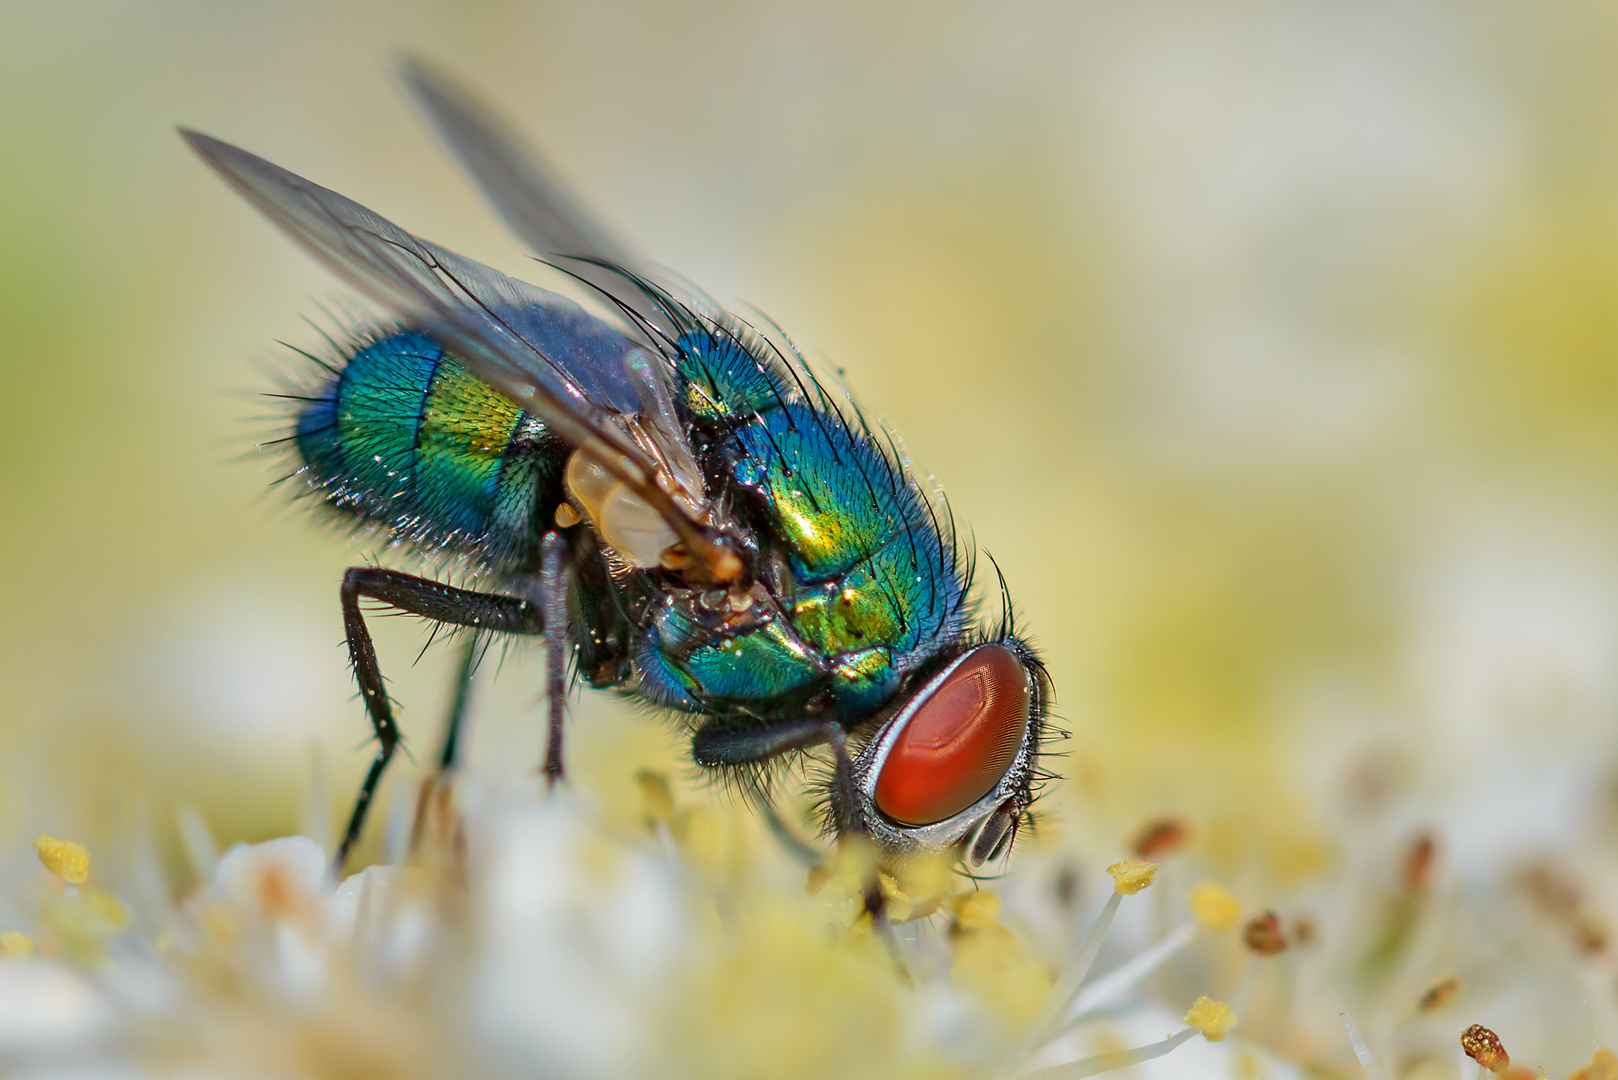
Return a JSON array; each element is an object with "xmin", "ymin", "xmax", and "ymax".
[{"xmin": 5, "ymin": 0, "xmax": 1618, "ymax": 920}]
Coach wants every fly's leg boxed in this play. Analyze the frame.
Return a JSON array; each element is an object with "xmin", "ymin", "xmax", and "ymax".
[
  {"xmin": 692, "ymin": 719, "xmax": 843, "ymax": 765},
  {"xmin": 540, "ymin": 531, "xmax": 569, "ymax": 786},
  {"xmin": 693, "ymin": 718, "xmax": 908, "ymax": 978},
  {"xmin": 820, "ymin": 723, "xmax": 866, "ymax": 838},
  {"xmin": 410, "ymin": 630, "xmax": 483, "ymax": 854},
  {"xmin": 821, "ymin": 722, "xmax": 911, "ymax": 983},
  {"xmin": 692, "ymin": 719, "xmax": 865, "ymax": 834},
  {"xmin": 816, "ymin": 723, "xmax": 906, "ymax": 974},
  {"xmin": 338, "ymin": 567, "xmax": 543, "ymax": 871},
  {"xmin": 438, "ymin": 630, "xmax": 483, "ymax": 771}
]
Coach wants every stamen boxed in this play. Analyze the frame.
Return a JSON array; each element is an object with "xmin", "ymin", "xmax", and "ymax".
[
  {"xmin": 176, "ymin": 803, "xmax": 220, "ymax": 882},
  {"xmin": 1020, "ymin": 1028, "xmax": 1197, "ymax": 1079},
  {"xmin": 1207, "ymin": 909, "xmax": 1290, "ymax": 1017},
  {"xmin": 876, "ymin": 873, "xmax": 914, "ymax": 922},
  {"xmin": 1025, "ymin": 862, "xmax": 1159, "ymax": 1045},
  {"xmin": 1037, "ymin": 893, "xmax": 1120, "ymax": 1025},
  {"xmin": 1227, "ymin": 958, "xmax": 1261, "ymax": 1016},
  {"xmin": 1342, "ymin": 1013, "xmax": 1390, "ymax": 1080},
  {"xmin": 1063, "ymin": 921, "xmax": 1196, "ymax": 1024}
]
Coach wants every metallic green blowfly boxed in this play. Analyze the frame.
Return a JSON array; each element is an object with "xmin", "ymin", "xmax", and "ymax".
[{"xmin": 182, "ymin": 61, "xmax": 1057, "ymax": 876}]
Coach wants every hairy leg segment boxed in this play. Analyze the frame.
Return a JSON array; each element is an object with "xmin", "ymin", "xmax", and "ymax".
[{"xmin": 337, "ymin": 566, "xmax": 544, "ymax": 868}]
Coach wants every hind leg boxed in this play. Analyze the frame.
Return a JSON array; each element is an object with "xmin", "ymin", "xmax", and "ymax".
[{"xmin": 336, "ymin": 567, "xmax": 543, "ymax": 870}]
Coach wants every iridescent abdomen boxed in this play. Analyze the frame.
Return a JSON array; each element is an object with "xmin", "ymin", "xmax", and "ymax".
[{"xmin": 293, "ymin": 332, "xmax": 564, "ymax": 570}]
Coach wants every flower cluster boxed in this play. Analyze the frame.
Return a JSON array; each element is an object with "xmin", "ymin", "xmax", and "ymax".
[
  {"xmin": 3, "ymin": 766, "xmax": 1614, "ymax": 1078},
  {"xmin": 0, "ymin": 773, "xmax": 1313, "ymax": 1080}
]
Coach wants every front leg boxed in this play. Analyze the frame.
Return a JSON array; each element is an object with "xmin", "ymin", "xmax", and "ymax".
[
  {"xmin": 338, "ymin": 567, "xmax": 543, "ymax": 870},
  {"xmin": 692, "ymin": 718, "xmax": 865, "ymax": 837},
  {"xmin": 693, "ymin": 717, "xmax": 906, "ymax": 978}
]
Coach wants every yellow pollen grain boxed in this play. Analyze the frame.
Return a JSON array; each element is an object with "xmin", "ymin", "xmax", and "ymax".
[
  {"xmin": 33, "ymin": 834, "xmax": 89, "ymax": 884},
  {"xmin": 1106, "ymin": 860, "xmax": 1158, "ymax": 895},
  {"xmin": 877, "ymin": 873, "xmax": 913, "ymax": 922},
  {"xmin": 950, "ymin": 921, "xmax": 1054, "ymax": 1028},
  {"xmin": 1184, "ymin": 996, "xmax": 1238, "ymax": 1041},
  {"xmin": 949, "ymin": 890, "xmax": 1002, "ymax": 931},
  {"xmin": 1189, "ymin": 882, "xmax": 1241, "ymax": 930},
  {"xmin": 0, "ymin": 930, "xmax": 33, "ymax": 960},
  {"xmin": 898, "ymin": 853, "xmax": 952, "ymax": 897},
  {"xmin": 830, "ymin": 834, "xmax": 880, "ymax": 881}
]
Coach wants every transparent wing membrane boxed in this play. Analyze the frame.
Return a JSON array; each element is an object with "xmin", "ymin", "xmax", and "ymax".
[
  {"xmin": 182, "ymin": 130, "xmax": 726, "ymax": 568},
  {"xmin": 397, "ymin": 56, "xmax": 630, "ymax": 265},
  {"xmin": 396, "ymin": 58, "xmax": 694, "ymax": 358}
]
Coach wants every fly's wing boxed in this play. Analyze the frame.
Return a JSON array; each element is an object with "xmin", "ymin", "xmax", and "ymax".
[
  {"xmin": 183, "ymin": 130, "xmax": 730, "ymax": 573},
  {"xmin": 397, "ymin": 55, "xmax": 631, "ymax": 266},
  {"xmin": 397, "ymin": 58, "xmax": 696, "ymax": 350}
]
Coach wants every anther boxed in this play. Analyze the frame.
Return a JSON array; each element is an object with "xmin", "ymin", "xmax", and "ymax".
[
  {"xmin": 1242, "ymin": 911, "xmax": 1287, "ymax": 955},
  {"xmin": 1460, "ymin": 1024, "xmax": 1509, "ymax": 1073},
  {"xmin": 1418, "ymin": 974, "xmax": 1461, "ymax": 1013},
  {"xmin": 1131, "ymin": 817, "xmax": 1189, "ymax": 860}
]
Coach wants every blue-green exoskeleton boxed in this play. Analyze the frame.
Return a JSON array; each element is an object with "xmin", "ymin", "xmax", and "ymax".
[{"xmin": 183, "ymin": 61, "xmax": 1056, "ymax": 884}]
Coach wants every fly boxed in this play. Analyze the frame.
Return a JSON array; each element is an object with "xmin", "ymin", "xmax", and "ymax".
[{"xmin": 182, "ymin": 59, "xmax": 1058, "ymax": 880}]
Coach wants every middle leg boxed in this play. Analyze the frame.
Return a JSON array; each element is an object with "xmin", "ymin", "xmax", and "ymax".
[
  {"xmin": 410, "ymin": 629, "xmax": 485, "ymax": 854},
  {"xmin": 540, "ymin": 530, "xmax": 570, "ymax": 786}
]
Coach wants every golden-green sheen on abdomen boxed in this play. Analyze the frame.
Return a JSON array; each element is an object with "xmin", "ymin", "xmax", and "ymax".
[{"xmin": 292, "ymin": 331, "xmax": 558, "ymax": 569}]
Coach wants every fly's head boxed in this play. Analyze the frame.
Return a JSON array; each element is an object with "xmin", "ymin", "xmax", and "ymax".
[{"xmin": 842, "ymin": 638, "xmax": 1052, "ymax": 868}]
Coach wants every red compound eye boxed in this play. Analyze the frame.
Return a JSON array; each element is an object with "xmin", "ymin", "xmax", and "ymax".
[{"xmin": 873, "ymin": 645, "xmax": 1031, "ymax": 826}]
